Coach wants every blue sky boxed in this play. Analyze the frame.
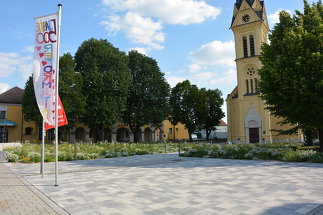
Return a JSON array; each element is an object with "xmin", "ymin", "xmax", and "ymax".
[{"xmin": 0, "ymin": 0, "xmax": 315, "ymax": 121}]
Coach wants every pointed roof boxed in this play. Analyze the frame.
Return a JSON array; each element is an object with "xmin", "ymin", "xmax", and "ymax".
[
  {"xmin": 231, "ymin": 0, "xmax": 265, "ymax": 27},
  {"xmin": 236, "ymin": 0, "xmax": 255, "ymax": 9},
  {"xmin": 0, "ymin": 87, "xmax": 24, "ymax": 104},
  {"xmin": 218, "ymin": 119, "xmax": 227, "ymax": 126}
]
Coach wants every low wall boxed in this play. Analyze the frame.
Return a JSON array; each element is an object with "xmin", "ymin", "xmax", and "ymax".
[{"xmin": 0, "ymin": 143, "xmax": 22, "ymax": 151}]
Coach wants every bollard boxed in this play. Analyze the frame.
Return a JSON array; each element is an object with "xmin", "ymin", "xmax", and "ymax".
[
  {"xmin": 178, "ymin": 142, "xmax": 181, "ymax": 156},
  {"xmin": 74, "ymin": 142, "xmax": 77, "ymax": 160}
]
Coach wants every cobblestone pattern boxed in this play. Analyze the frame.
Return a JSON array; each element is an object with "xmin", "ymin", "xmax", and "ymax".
[
  {"xmin": 0, "ymin": 162, "xmax": 68, "ymax": 215},
  {"xmin": 5, "ymin": 154, "xmax": 323, "ymax": 215},
  {"xmin": 306, "ymin": 205, "xmax": 323, "ymax": 215}
]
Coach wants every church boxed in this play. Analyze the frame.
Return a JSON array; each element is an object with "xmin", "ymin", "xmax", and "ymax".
[{"xmin": 226, "ymin": 0, "xmax": 303, "ymax": 143}]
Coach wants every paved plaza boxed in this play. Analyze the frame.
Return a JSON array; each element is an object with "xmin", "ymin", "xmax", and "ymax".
[{"xmin": 3, "ymin": 153, "xmax": 323, "ymax": 215}]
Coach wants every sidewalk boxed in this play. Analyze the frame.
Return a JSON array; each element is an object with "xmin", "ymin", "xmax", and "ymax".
[{"xmin": 0, "ymin": 162, "xmax": 68, "ymax": 215}]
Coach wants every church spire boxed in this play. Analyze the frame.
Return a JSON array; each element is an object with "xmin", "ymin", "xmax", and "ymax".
[{"xmin": 231, "ymin": 0, "xmax": 267, "ymax": 28}]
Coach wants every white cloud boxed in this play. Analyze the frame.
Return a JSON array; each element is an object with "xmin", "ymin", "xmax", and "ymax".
[
  {"xmin": 18, "ymin": 62, "xmax": 33, "ymax": 80},
  {"xmin": 102, "ymin": 12, "xmax": 165, "ymax": 50},
  {"xmin": 23, "ymin": 46, "xmax": 34, "ymax": 53},
  {"xmin": 166, "ymin": 76, "xmax": 186, "ymax": 87},
  {"xmin": 268, "ymin": 9, "xmax": 292, "ymax": 26},
  {"xmin": 211, "ymin": 68, "xmax": 236, "ymax": 85},
  {"xmin": 0, "ymin": 83, "xmax": 10, "ymax": 94},
  {"xmin": 189, "ymin": 40, "xmax": 235, "ymax": 67},
  {"xmin": 102, "ymin": 0, "xmax": 220, "ymax": 25},
  {"xmin": 101, "ymin": 0, "xmax": 220, "ymax": 51},
  {"xmin": 189, "ymin": 64, "xmax": 203, "ymax": 73},
  {"xmin": 191, "ymin": 71, "xmax": 216, "ymax": 85},
  {"xmin": 0, "ymin": 52, "xmax": 32, "ymax": 80}
]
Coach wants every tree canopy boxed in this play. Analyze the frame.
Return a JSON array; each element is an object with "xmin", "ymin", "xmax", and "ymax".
[
  {"xmin": 58, "ymin": 53, "xmax": 86, "ymax": 129},
  {"xmin": 200, "ymin": 88, "xmax": 225, "ymax": 140},
  {"xmin": 123, "ymin": 50, "xmax": 170, "ymax": 142},
  {"xmin": 170, "ymin": 80, "xmax": 224, "ymax": 141},
  {"xmin": 258, "ymin": 0, "xmax": 323, "ymax": 150},
  {"xmin": 22, "ymin": 76, "xmax": 42, "ymax": 127},
  {"xmin": 74, "ymin": 38, "xmax": 131, "ymax": 141}
]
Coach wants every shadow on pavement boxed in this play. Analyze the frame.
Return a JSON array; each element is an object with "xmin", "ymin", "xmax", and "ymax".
[{"xmin": 260, "ymin": 203, "xmax": 322, "ymax": 215}]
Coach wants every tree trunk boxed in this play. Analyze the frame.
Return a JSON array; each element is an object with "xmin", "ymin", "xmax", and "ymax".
[
  {"xmin": 318, "ymin": 129, "xmax": 323, "ymax": 153},
  {"xmin": 188, "ymin": 130, "xmax": 193, "ymax": 142},
  {"xmin": 206, "ymin": 128, "xmax": 211, "ymax": 140},
  {"xmin": 133, "ymin": 126, "xmax": 140, "ymax": 143},
  {"xmin": 96, "ymin": 127, "xmax": 104, "ymax": 142}
]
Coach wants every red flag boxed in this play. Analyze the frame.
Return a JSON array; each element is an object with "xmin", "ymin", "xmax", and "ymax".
[{"xmin": 45, "ymin": 96, "xmax": 68, "ymax": 130}]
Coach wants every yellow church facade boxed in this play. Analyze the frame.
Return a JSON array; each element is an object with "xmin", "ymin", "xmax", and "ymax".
[{"xmin": 226, "ymin": 0, "xmax": 303, "ymax": 143}]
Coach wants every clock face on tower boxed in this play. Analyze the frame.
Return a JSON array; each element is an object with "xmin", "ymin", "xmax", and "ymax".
[{"xmin": 242, "ymin": 14, "xmax": 250, "ymax": 23}]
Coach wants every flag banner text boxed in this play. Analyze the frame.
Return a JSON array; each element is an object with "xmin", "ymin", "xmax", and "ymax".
[{"xmin": 33, "ymin": 13, "xmax": 59, "ymax": 126}]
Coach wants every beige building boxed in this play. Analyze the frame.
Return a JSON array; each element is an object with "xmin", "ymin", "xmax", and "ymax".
[{"xmin": 226, "ymin": 0, "xmax": 303, "ymax": 143}]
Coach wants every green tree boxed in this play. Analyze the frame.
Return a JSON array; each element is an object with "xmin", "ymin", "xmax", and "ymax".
[
  {"xmin": 258, "ymin": 0, "xmax": 323, "ymax": 151},
  {"xmin": 59, "ymin": 53, "xmax": 86, "ymax": 130},
  {"xmin": 170, "ymin": 80, "xmax": 204, "ymax": 141},
  {"xmin": 123, "ymin": 50, "xmax": 170, "ymax": 142},
  {"xmin": 200, "ymin": 88, "xmax": 225, "ymax": 140},
  {"xmin": 22, "ymin": 76, "xmax": 42, "ymax": 127},
  {"xmin": 75, "ymin": 38, "xmax": 131, "ymax": 142}
]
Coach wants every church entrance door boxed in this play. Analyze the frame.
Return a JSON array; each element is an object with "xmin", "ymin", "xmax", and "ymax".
[{"xmin": 249, "ymin": 128, "xmax": 259, "ymax": 143}]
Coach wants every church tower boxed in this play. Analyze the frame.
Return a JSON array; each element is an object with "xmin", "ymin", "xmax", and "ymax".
[{"xmin": 226, "ymin": 0, "xmax": 302, "ymax": 143}]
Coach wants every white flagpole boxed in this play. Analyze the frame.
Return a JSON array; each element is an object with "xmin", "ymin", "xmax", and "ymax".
[
  {"xmin": 55, "ymin": 3, "xmax": 62, "ymax": 187},
  {"xmin": 41, "ymin": 119, "xmax": 45, "ymax": 178}
]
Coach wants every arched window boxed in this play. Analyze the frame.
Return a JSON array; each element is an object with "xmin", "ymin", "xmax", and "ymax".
[
  {"xmin": 250, "ymin": 35, "xmax": 255, "ymax": 56},
  {"xmin": 25, "ymin": 127, "xmax": 33, "ymax": 135},
  {"xmin": 243, "ymin": 36, "xmax": 248, "ymax": 58},
  {"xmin": 250, "ymin": 79, "xmax": 254, "ymax": 93},
  {"xmin": 246, "ymin": 79, "xmax": 249, "ymax": 94}
]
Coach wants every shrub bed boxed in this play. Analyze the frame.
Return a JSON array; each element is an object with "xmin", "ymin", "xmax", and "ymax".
[
  {"xmin": 181, "ymin": 142, "xmax": 323, "ymax": 163},
  {"xmin": 3, "ymin": 142, "xmax": 181, "ymax": 163}
]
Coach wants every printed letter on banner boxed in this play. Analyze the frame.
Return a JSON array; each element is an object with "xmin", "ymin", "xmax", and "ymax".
[{"xmin": 33, "ymin": 13, "xmax": 58, "ymax": 126}]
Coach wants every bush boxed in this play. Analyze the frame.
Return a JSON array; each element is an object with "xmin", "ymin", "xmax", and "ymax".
[
  {"xmin": 181, "ymin": 142, "xmax": 323, "ymax": 163},
  {"xmin": 6, "ymin": 152, "xmax": 19, "ymax": 162},
  {"xmin": 28, "ymin": 152, "xmax": 41, "ymax": 163},
  {"xmin": 76, "ymin": 153, "xmax": 89, "ymax": 160},
  {"xmin": 283, "ymin": 150, "xmax": 318, "ymax": 162},
  {"xmin": 58, "ymin": 152, "xmax": 73, "ymax": 161}
]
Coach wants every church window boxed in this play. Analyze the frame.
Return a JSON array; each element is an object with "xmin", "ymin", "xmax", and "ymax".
[
  {"xmin": 250, "ymin": 35, "xmax": 255, "ymax": 56},
  {"xmin": 243, "ymin": 36, "xmax": 248, "ymax": 58},
  {"xmin": 254, "ymin": 78, "xmax": 258, "ymax": 92},
  {"xmin": 250, "ymin": 79, "xmax": 254, "ymax": 92},
  {"xmin": 247, "ymin": 67, "xmax": 255, "ymax": 76},
  {"xmin": 246, "ymin": 79, "xmax": 249, "ymax": 94}
]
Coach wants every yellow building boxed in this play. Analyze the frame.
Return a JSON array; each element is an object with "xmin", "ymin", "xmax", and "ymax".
[
  {"xmin": 0, "ymin": 87, "xmax": 189, "ymax": 143},
  {"xmin": 226, "ymin": 0, "xmax": 303, "ymax": 143}
]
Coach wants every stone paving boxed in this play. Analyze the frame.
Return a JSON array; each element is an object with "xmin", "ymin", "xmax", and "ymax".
[
  {"xmin": 0, "ymin": 162, "xmax": 68, "ymax": 215},
  {"xmin": 4, "ymin": 153, "xmax": 323, "ymax": 215}
]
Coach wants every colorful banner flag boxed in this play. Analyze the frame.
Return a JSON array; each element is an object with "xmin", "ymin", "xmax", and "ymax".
[
  {"xmin": 33, "ymin": 13, "xmax": 67, "ymax": 127},
  {"xmin": 45, "ymin": 95, "xmax": 68, "ymax": 130}
]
